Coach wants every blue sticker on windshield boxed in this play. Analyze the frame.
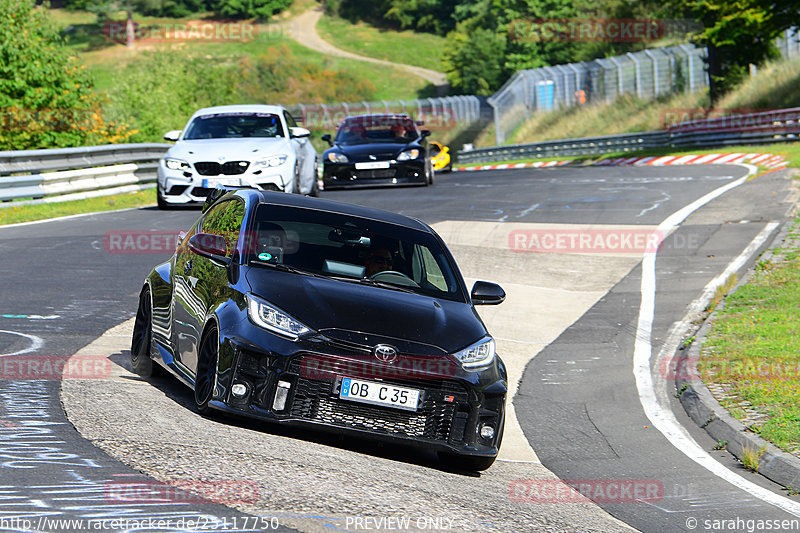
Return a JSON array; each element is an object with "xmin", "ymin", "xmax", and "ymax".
[{"xmin": 258, "ymin": 252, "xmax": 273, "ymax": 261}]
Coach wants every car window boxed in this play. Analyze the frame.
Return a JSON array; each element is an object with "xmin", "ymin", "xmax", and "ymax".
[
  {"xmin": 201, "ymin": 200, "xmax": 245, "ymax": 258},
  {"xmin": 183, "ymin": 113, "xmax": 284, "ymax": 139},
  {"xmin": 430, "ymin": 143, "xmax": 441, "ymax": 156},
  {"xmin": 334, "ymin": 116, "xmax": 419, "ymax": 145},
  {"xmin": 284, "ymin": 111, "xmax": 298, "ymax": 128},
  {"xmin": 249, "ymin": 205, "xmax": 464, "ymax": 301}
]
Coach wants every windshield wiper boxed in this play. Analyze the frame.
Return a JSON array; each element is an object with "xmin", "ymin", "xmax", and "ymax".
[
  {"xmin": 251, "ymin": 260, "xmax": 324, "ymax": 278},
  {"xmin": 358, "ymin": 277, "xmax": 416, "ymax": 294}
]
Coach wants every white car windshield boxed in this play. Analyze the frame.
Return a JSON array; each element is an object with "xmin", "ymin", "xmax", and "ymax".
[{"xmin": 183, "ymin": 112, "xmax": 284, "ymax": 140}]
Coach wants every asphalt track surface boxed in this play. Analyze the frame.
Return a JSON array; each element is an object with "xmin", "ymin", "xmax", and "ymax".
[{"xmin": 1, "ymin": 164, "xmax": 798, "ymax": 532}]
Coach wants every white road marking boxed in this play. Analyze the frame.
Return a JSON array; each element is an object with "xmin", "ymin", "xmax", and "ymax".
[
  {"xmin": 633, "ymin": 164, "xmax": 800, "ymax": 516},
  {"xmin": 0, "ymin": 330, "xmax": 44, "ymax": 357}
]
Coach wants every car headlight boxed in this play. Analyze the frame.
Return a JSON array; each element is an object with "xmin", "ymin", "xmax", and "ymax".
[
  {"xmin": 327, "ymin": 152, "xmax": 349, "ymax": 163},
  {"xmin": 452, "ymin": 337, "xmax": 495, "ymax": 369},
  {"xmin": 246, "ymin": 294, "xmax": 311, "ymax": 340},
  {"xmin": 164, "ymin": 158, "xmax": 191, "ymax": 171},
  {"xmin": 254, "ymin": 154, "xmax": 288, "ymax": 168},
  {"xmin": 397, "ymin": 149, "xmax": 420, "ymax": 161}
]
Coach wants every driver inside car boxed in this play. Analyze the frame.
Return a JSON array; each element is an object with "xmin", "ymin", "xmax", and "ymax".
[{"xmin": 363, "ymin": 247, "xmax": 394, "ymax": 277}]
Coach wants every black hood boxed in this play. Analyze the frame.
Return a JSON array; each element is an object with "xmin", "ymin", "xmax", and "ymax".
[
  {"xmin": 244, "ymin": 267, "xmax": 485, "ymax": 356},
  {"xmin": 331, "ymin": 142, "xmax": 418, "ymax": 162}
]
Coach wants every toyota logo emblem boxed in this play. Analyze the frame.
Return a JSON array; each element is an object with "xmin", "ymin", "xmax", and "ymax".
[{"xmin": 373, "ymin": 344, "xmax": 398, "ymax": 363}]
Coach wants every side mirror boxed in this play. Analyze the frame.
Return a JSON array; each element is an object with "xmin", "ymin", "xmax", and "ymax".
[
  {"xmin": 471, "ymin": 281, "xmax": 505, "ymax": 305},
  {"xmin": 163, "ymin": 130, "xmax": 182, "ymax": 142},
  {"xmin": 289, "ymin": 126, "xmax": 311, "ymax": 138},
  {"xmin": 421, "ymin": 129, "xmax": 431, "ymax": 138},
  {"xmin": 321, "ymin": 133, "xmax": 333, "ymax": 146},
  {"xmin": 188, "ymin": 233, "xmax": 230, "ymax": 265}
]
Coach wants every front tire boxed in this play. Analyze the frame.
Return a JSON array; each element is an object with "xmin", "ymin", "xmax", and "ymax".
[
  {"xmin": 157, "ymin": 186, "xmax": 169, "ymax": 210},
  {"xmin": 131, "ymin": 287, "xmax": 154, "ymax": 377},
  {"xmin": 194, "ymin": 325, "xmax": 219, "ymax": 415}
]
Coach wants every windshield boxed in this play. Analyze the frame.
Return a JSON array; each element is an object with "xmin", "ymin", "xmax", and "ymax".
[
  {"xmin": 183, "ymin": 112, "xmax": 284, "ymax": 140},
  {"xmin": 334, "ymin": 116, "xmax": 418, "ymax": 145},
  {"xmin": 248, "ymin": 205, "xmax": 464, "ymax": 301}
]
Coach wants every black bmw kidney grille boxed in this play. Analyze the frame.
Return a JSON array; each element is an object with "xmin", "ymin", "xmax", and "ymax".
[
  {"xmin": 288, "ymin": 357, "xmax": 467, "ymax": 442},
  {"xmin": 194, "ymin": 161, "xmax": 250, "ymax": 176}
]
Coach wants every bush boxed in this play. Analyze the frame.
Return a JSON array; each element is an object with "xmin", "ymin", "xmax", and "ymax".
[{"xmin": 0, "ymin": 0, "xmax": 133, "ymax": 149}]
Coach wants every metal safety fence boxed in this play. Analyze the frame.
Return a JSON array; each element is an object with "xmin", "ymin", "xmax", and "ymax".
[
  {"xmin": 0, "ymin": 144, "xmax": 169, "ymax": 207},
  {"xmin": 488, "ymin": 44, "xmax": 709, "ymax": 145},
  {"xmin": 458, "ymin": 107, "xmax": 800, "ymax": 164},
  {"xmin": 287, "ymin": 96, "xmax": 482, "ymax": 133}
]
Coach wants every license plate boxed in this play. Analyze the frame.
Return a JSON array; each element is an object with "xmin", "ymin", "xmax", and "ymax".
[
  {"xmin": 354, "ymin": 161, "xmax": 390, "ymax": 170},
  {"xmin": 339, "ymin": 377, "xmax": 421, "ymax": 412},
  {"xmin": 201, "ymin": 177, "xmax": 241, "ymax": 188}
]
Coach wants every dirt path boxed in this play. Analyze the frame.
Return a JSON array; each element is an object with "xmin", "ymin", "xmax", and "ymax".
[{"xmin": 285, "ymin": 5, "xmax": 448, "ymax": 88}]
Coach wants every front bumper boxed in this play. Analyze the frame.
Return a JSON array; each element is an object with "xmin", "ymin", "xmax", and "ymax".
[
  {"xmin": 158, "ymin": 163, "xmax": 292, "ymax": 204},
  {"xmin": 206, "ymin": 329, "xmax": 506, "ymax": 458},
  {"xmin": 322, "ymin": 160, "xmax": 427, "ymax": 189}
]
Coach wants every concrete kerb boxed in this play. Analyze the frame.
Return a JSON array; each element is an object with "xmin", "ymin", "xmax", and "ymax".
[{"xmin": 674, "ymin": 208, "xmax": 800, "ymax": 492}]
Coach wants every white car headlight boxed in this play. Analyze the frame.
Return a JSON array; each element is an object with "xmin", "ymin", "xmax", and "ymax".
[
  {"xmin": 254, "ymin": 154, "xmax": 288, "ymax": 168},
  {"xmin": 452, "ymin": 337, "xmax": 495, "ymax": 369},
  {"xmin": 327, "ymin": 152, "xmax": 349, "ymax": 163},
  {"xmin": 164, "ymin": 158, "xmax": 191, "ymax": 171},
  {"xmin": 397, "ymin": 149, "xmax": 420, "ymax": 161},
  {"xmin": 246, "ymin": 294, "xmax": 311, "ymax": 340}
]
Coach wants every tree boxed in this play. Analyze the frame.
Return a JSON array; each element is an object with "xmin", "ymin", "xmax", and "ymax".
[
  {"xmin": 0, "ymin": 0, "xmax": 132, "ymax": 149},
  {"xmin": 673, "ymin": 0, "xmax": 800, "ymax": 103}
]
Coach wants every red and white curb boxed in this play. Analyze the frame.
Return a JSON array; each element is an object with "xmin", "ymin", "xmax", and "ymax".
[
  {"xmin": 455, "ymin": 160, "xmax": 572, "ymax": 172},
  {"xmin": 455, "ymin": 152, "xmax": 787, "ymax": 173}
]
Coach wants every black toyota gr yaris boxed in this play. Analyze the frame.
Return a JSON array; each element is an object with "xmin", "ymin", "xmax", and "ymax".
[{"xmin": 131, "ymin": 188, "xmax": 507, "ymax": 470}]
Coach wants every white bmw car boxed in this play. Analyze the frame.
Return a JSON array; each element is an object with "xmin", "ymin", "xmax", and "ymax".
[{"xmin": 157, "ymin": 105, "xmax": 318, "ymax": 208}]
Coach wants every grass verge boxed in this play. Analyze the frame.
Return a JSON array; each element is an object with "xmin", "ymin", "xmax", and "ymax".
[
  {"xmin": 316, "ymin": 14, "xmax": 445, "ymax": 72},
  {"xmin": 698, "ymin": 216, "xmax": 800, "ymax": 457},
  {"xmin": 0, "ymin": 190, "xmax": 155, "ymax": 226}
]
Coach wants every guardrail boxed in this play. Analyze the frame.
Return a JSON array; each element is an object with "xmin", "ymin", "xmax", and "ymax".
[
  {"xmin": 0, "ymin": 143, "xmax": 170, "ymax": 207},
  {"xmin": 458, "ymin": 108, "xmax": 800, "ymax": 164}
]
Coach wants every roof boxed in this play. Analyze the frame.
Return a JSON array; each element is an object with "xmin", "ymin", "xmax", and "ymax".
[
  {"xmin": 190, "ymin": 104, "xmax": 286, "ymax": 117},
  {"xmin": 245, "ymin": 190, "xmax": 431, "ymax": 232}
]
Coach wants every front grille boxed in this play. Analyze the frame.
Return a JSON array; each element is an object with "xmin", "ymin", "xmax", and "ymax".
[
  {"xmin": 190, "ymin": 187, "xmax": 212, "ymax": 198},
  {"xmin": 288, "ymin": 356, "xmax": 467, "ymax": 442},
  {"xmin": 355, "ymin": 169, "xmax": 396, "ymax": 179},
  {"xmin": 194, "ymin": 161, "xmax": 250, "ymax": 176}
]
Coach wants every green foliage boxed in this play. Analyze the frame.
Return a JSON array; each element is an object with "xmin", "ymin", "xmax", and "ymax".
[
  {"xmin": 0, "ymin": 0, "xmax": 132, "ymax": 149},
  {"xmin": 442, "ymin": 24, "xmax": 506, "ymax": 95},
  {"xmin": 669, "ymin": 0, "xmax": 800, "ymax": 102},
  {"xmin": 214, "ymin": 0, "xmax": 292, "ymax": 19},
  {"xmin": 103, "ymin": 45, "xmax": 376, "ymax": 142},
  {"xmin": 64, "ymin": 0, "xmax": 291, "ymax": 18},
  {"xmin": 103, "ymin": 50, "xmax": 238, "ymax": 142}
]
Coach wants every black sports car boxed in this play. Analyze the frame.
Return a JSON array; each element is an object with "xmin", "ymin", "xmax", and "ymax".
[
  {"xmin": 131, "ymin": 188, "xmax": 507, "ymax": 470},
  {"xmin": 321, "ymin": 114, "xmax": 434, "ymax": 189}
]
